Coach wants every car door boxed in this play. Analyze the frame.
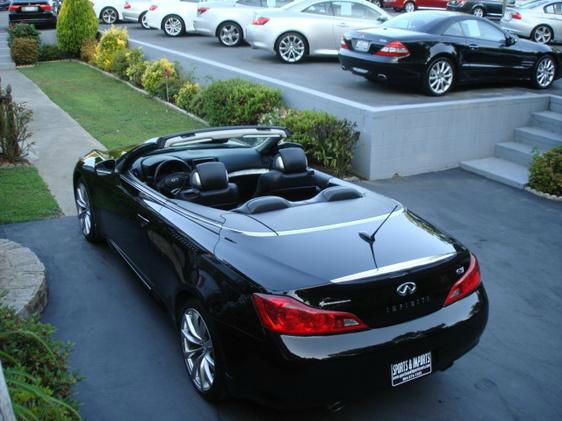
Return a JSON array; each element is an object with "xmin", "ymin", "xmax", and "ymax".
[
  {"xmin": 543, "ymin": 2, "xmax": 562, "ymax": 41},
  {"xmin": 331, "ymin": 1, "xmax": 383, "ymax": 49},
  {"xmin": 299, "ymin": 1, "xmax": 337, "ymax": 53}
]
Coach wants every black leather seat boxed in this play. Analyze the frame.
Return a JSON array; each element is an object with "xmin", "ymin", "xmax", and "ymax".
[
  {"xmin": 254, "ymin": 147, "xmax": 319, "ymax": 201},
  {"xmin": 178, "ymin": 162, "xmax": 239, "ymax": 210}
]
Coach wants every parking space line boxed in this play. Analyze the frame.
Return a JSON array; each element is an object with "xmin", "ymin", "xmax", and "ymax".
[{"xmin": 129, "ymin": 37, "xmax": 382, "ymax": 112}]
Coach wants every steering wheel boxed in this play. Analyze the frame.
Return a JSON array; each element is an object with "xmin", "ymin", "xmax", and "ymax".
[{"xmin": 153, "ymin": 158, "xmax": 191, "ymax": 197}]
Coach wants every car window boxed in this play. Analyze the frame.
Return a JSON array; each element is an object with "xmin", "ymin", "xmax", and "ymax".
[
  {"xmin": 263, "ymin": 0, "xmax": 292, "ymax": 6},
  {"xmin": 303, "ymin": 1, "xmax": 332, "ymax": 14},
  {"xmin": 544, "ymin": 2, "xmax": 562, "ymax": 13},
  {"xmin": 443, "ymin": 22, "xmax": 464, "ymax": 36},
  {"xmin": 382, "ymin": 13, "xmax": 434, "ymax": 31},
  {"xmin": 331, "ymin": 1, "xmax": 379, "ymax": 18},
  {"xmin": 238, "ymin": 0, "xmax": 262, "ymax": 5},
  {"xmin": 459, "ymin": 19, "xmax": 505, "ymax": 42}
]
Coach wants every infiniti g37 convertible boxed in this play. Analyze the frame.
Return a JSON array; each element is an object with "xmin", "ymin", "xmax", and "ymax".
[{"xmin": 73, "ymin": 126, "xmax": 488, "ymax": 408}]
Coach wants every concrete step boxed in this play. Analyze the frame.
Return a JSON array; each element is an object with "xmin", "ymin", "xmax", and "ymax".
[
  {"xmin": 495, "ymin": 142, "xmax": 544, "ymax": 167},
  {"xmin": 461, "ymin": 157, "xmax": 529, "ymax": 189},
  {"xmin": 532, "ymin": 110, "xmax": 562, "ymax": 133},
  {"xmin": 0, "ymin": 63, "xmax": 16, "ymax": 70},
  {"xmin": 551, "ymin": 96, "xmax": 562, "ymax": 113},
  {"xmin": 514, "ymin": 126, "xmax": 562, "ymax": 150}
]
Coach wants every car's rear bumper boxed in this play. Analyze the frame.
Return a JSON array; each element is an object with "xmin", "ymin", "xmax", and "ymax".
[
  {"xmin": 220, "ymin": 285, "xmax": 488, "ymax": 407},
  {"xmin": 9, "ymin": 12, "xmax": 56, "ymax": 25},
  {"xmin": 193, "ymin": 18, "xmax": 215, "ymax": 36},
  {"xmin": 123, "ymin": 10, "xmax": 142, "ymax": 22},
  {"xmin": 500, "ymin": 18, "xmax": 533, "ymax": 38}
]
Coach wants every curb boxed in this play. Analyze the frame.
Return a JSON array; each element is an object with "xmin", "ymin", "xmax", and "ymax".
[
  {"xmin": 525, "ymin": 187, "xmax": 562, "ymax": 202},
  {"xmin": 0, "ymin": 239, "xmax": 48, "ymax": 319}
]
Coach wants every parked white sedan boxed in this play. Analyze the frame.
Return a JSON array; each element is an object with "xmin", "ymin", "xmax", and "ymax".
[
  {"xmin": 193, "ymin": 0, "xmax": 294, "ymax": 46},
  {"xmin": 92, "ymin": 0, "xmax": 125, "ymax": 24},
  {"xmin": 146, "ymin": 0, "xmax": 235, "ymax": 36},
  {"xmin": 123, "ymin": 0, "xmax": 153, "ymax": 28},
  {"xmin": 246, "ymin": 0, "xmax": 390, "ymax": 63}
]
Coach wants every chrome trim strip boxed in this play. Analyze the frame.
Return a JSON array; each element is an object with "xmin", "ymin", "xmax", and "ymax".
[
  {"xmin": 228, "ymin": 168, "xmax": 269, "ymax": 178},
  {"xmin": 330, "ymin": 252, "xmax": 457, "ymax": 284},
  {"xmin": 108, "ymin": 239, "xmax": 152, "ymax": 290}
]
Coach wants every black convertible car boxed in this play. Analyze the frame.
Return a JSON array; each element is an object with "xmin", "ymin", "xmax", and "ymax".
[
  {"xmin": 74, "ymin": 126, "xmax": 488, "ymax": 408},
  {"xmin": 339, "ymin": 11, "xmax": 561, "ymax": 96}
]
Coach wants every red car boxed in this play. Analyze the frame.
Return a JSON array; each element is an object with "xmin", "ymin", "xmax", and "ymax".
[{"xmin": 384, "ymin": 0, "xmax": 448, "ymax": 12}]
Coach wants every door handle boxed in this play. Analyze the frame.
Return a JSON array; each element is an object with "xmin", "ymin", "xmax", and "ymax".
[
  {"xmin": 337, "ymin": 22, "xmax": 349, "ymax": 27},
  {"xmin": 137, "ymin": 214, "xmax": 151, "ymax": 228},
  {"xmin": 469, "ymin": 43, "xmax": 479, "ymax": 50}
]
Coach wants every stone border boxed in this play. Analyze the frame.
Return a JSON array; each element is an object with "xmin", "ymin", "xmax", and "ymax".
[
  {"xmin": 525, "ymin": 187, "xmax": 562, "ymax": 202},
  {"xmin": 0, "ymin": 239, "xmax": 48, "ymax": 319}
]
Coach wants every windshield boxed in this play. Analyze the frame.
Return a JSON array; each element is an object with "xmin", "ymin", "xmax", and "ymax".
[
  {"xmin": 382, "ymin": 13, "xmax": 438, "ymax": 31},
  {"xmin": 516, "ymin": 0, "xmax": 548, "ymax": 8},
  {"xmin": 165, "ymin": 135, "xmax": 280, "ymax": 149}
]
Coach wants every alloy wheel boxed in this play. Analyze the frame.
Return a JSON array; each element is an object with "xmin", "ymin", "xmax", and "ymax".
[
  {"xmin": 404, "ymin": 1, "xmax": 415, "ymax": 12},
  {"xmin": 164, "ymin": 16, "xmax": 183, "ymax": 36},
  {"xmin": 219, "ymin": 23, "xmax": 241, "ymax": 47},
  {"xmin": 75, "ymin": 183, "xmax": 92, "ymax": 237},
  {"xmin": 141, "ymin": 13, "xmax": 149, "ymax": 29},
  {"xmin": 181, "ymin": 308, "xmax": 215, "ymax": 392},
  {"xmin": 535, "ymin": 57, "xmax": 555, "ymax": 88},
  {"xmin": 472, "ymin": 7, "xmax": 484, "ymax": 17},
  {"xmin": 278, "ymin": 34, "xmax": 305, "ymax": 63},
  {"xmin": 533, "ymin": 26, "xmax": 552, "ymax": 44},
  {"xmin": 428, "ymin": 59, "xmax": 453, "ymax": 95},
  {"xmin": 101, "ymin": 7, "xmax": 117, "ymax": 24}
]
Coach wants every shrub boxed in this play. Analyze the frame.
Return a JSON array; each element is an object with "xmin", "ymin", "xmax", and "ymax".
[
  {"xmin": 124, "ymin": 48, "xmax": 146, "ymax": 86},
  {"xmin": 175, "ymin": 81, "xmax": 201, "ymax": 112},
  {"xmin": 7, "ymin": 23, "xmax": 40, "ymax": 47},
  {"xmin": 529, "ymin": 146, "xmax": 562, "ymax": 196},
  {"xmin": 10, "ymin": 37, "xmax": 39, "ymax": 66},
  {"xmin": 195, "ymin": 78, "xmax": 282, "ymax": 126},
  {"xmin": 260, "ymin": 108, "xmax": 359, "ymax": 176},
  {"xmin": 79, "ymin": 38, "xmax": 97, "ymax": 64},
  {"xmin": 38, "ymin": 44, "xmax": 64, "ymax": 61},
  {"xmin": 152, "ymin": 77, "xmax": 183, "ymax": 103},
  {"xmin": 141, "ymin": 58, "xmax": 178, "ymax": 96},
  {"xmin": 0, "ymin": 305, "xmax": 81, "ymax": 420},
  {"xmin": 57, "ymin": 0, "xmax": 98, "ymax": 55},
  {"xmin": 110, "ymin": 48, "xmax": 129, "ymax": 79},
  {"xmin": 0, "ymin": 79, "xmax": 33, "ymax": 163},
  {"xmin": 96, "ymin": 26, "xmax": 128, "ymax": 71}
]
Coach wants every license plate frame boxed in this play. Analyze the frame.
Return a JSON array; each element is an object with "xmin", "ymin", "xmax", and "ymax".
[
  {"xmin": 21, "ymin": 6, "xmax": 39, "ymax": 11},
  {"xmin": 354, "ymin": 40, "xmax": 370, "ymax": 52},
  {"xmin": 390, "ymin": 351, "xmax": 432, "ymax": 387}
]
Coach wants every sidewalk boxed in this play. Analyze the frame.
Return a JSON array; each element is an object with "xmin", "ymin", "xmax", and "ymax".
[{"xmin": 1, "ymin": 70, "xmax": 105, "ymax": 215}]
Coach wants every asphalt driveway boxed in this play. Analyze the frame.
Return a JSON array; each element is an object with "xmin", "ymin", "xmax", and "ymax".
[{"xmin": 1, "ymin": 169, "xmax": 561, "ymax": 420}]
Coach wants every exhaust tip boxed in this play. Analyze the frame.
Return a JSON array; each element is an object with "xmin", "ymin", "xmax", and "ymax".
[{"xmin": 377, "ymin": 73, "xmax": 388, "ymax": 81}]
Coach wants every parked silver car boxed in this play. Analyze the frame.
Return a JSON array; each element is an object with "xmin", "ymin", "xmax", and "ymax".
[
  {"xmin": 194, "ymin": 0, "xmax": 294, "ymax": 46},
  {"xmin": 501, "ymin": 0, "xmax": 562, "ymax": 44},
  {"xmin": 246, "ymin": 0, "xmax": 390, "ymax": 63}
]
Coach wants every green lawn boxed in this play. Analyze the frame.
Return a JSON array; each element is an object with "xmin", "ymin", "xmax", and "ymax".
[
  {"xmin": 20, "ymin": 62, "xmax": 204, "ymax": 150},
  {"xmin": 0, "ymin": 166, "xmax": 61, "ymax": 224}
]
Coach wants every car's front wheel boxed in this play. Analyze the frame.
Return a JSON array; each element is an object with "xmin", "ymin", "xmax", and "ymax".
[
  {"xmin": 74, "ymin": 178, "xmax": 102, "ymax": 242},
  {"xmin": 276, "ymin": 32, "xmax": 308, "ymax": 63},
  {"xmin": 472, "ymin": 6, "xmax": 485, "ymax": 17},
  {"xmin": 139, "ymin": 11, "xmax": 150, "ymax": 29},
  {"xmin": 100, "ymin": 7, "xmax": 118, "ymax": 24},
  {"xmin": 218, "ymin": 22, "xmax": 243, "ymax": 47},
  {"xmin": 403, "ymin": 1, "xmax": 415, "ymax": 12},
  {"xmin": 179, "ymin": 300, "xmax": 226, "ymax": 401},
  {"xmin": 423, "ymin": 57, "xmax": 455, "ymax": 96},
  {"xmin": 371, "ymin": 0, "xmax": 383, "ymax": 7},
  {"xmin": 531, "ymin": 25, "xmax": 553, "ymax": 44},
  {"xmin": 163, "ymin": 15, "xmax": 185, "ymax": 37},
  {"xmin": 531, "ymin": 55, "xmax": 556, "ymax": 89}
]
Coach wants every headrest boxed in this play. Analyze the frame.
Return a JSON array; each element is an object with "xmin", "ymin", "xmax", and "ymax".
[
  {"xmin": 191, "ymin": 162, "xmax": 229, "ymax": 191},
  {"xmin": 235, "ymin": 196, "xmax": 291, "ymax": 214},
  {"xmin": 272, "ymin": 147, "xmax": 308, "ymax": 174},
  {"xmin": 320, "ymin": 186, "xmax": 363, "ymax": 202}
]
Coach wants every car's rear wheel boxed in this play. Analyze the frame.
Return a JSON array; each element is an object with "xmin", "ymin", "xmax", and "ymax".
[
  {"xmin": 423, "ymin": 57, "xmax": 455, "ymax": 96},
  {"xmin": 371, "ymin": 0, "xmax": 383, "ymax": 7},
  {"xmin": 139, "ymin": 11, "xmax": 150, "ymax": 29},
  {"xmin": 403, "ymin": 1, "xmax": 415, "ymax": 12},
  {"xmin": 163, "ymin": 15, "xmax": 185, "ymax": 37},
  {"xmin": 531, "ymin": 25, "xmax": 553, "ymax": 44},
  {"xmin": 472, "ymin": 6, "xmax": 485, "ymax": 17},
  {"xmin": 276, "ymin": 32, "xmax": 308, "ymax": 63},
  {"xmin": 100, "ymin": 7, "xmax": 118, "ymax": 24},
  {"xmin": 180, "ymin": 300, "xmax": 226, "ymax": 401},
  {"xmin": 531, "ymin": 55, "xmax": 556, "ymax": 89},
  {"xmin": 218, "ymin": 22, "xmax": 243, "ymax": 47},
  {"xmin": 75, "ymin": 178, "xmax": 102, "ymax": 242}
]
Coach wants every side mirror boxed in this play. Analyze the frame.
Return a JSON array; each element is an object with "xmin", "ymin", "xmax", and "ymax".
[
  {"xmin": 95, "ymin": 159, "xmax": 116, "ymax": 176},
  {"xmin": 505, "ymin": 35, "xmax": 517, "ymax": 46},
  {"xmin": 378, "ymin": 15, "xmax": 389, "ymax": 22}
]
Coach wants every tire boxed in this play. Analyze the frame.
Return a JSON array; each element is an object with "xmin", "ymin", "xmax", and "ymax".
[
  {"xmin": 179, "ymin": 300, "xmax": 227, "ymax": 401},
  {"xmin": 276, "ymin": 32, "xmax": 308, "ymax": 64},
  {"xmin": 139, "ymin": 11, "xmax": 150, "ymax": 29},
  {"xmin": 217, "ymin": 21, "xmax": 243, "ymax": 47},
  {"xmin": 472, "ymin": 6, "xmax": 485, "ymax": 17},
  {"xmin": 423, "ymin": 57, "xmax": 455, "ymax": 96},
  {"xmin": 162, "ymin": 14, "xmax": 185, "ymax": 37},
  {"xmin": 100, "ymin": 7, "xmax": 118, "ymax": 25},
  {"xmin": 531, "ymin": 25, "xmax": 553, "ymax": 44},
  {"xmin": 371, "ymin": 0, "xmax": 383, "ymax": 7},
  {"xmin": 403, "ymin": 1, "xmax": 415, "ymax": 12},
  {"xmin": 531, "ymin": 55, "xmax": 556, "ymax": 89},
  {"xmin": 74, "ymin": 178, "xmax": 102, "ymax": 242}
]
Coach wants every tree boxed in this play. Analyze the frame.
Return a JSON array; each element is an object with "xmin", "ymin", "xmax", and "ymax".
[{"xmin": 56, "ymin": 0, "xmax": 98, "ymax": 55}]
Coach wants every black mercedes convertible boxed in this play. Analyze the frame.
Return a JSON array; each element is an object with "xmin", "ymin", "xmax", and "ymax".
[{"xmin": 73, "ymin": 126, "xmax": 488, "ymax": 408}]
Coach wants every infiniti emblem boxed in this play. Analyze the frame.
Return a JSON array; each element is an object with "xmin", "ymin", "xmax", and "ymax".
[{"xmin": 396, "ymin": 281, "xmax": 417, "ymax": 297}]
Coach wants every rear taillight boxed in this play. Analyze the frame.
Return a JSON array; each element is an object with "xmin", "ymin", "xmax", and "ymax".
[
  {"xmin": 252, "ymin": 16, "xmax": 269, "ymax": 25},
  {"xmin": 124, "ymin": 1, "xmax": 131, "ymax": 9},
  {"xmin": 252, "ymin": 293, "xmax": 368, "ymax": 336},
  {"xmin": 511, "ymin": 11, "xmax": 522, "ymax": 19},
  {"xmin": 443, "ymin": 254, "xmax": 481, "ymax": 307},
  {"xmin": 197, "ymin": 6, "xmax": 208, "ymax": 15},
  {"xmin": 375, "ymin": 40, "xmax": 410, "ymax": 57},
  {"xmin": 340, "ymin": 37, "xmax": 350, "ymax": 50},
  {"xmin": 149, "ymin": 4, "xmax": 157, "ymax": 11},
  {"xmin": 8, "ymin": 4, "xmax": 19, "ymax": 11},
  {"xmin": 40, "ymin": 4, "xmax": 52, "ymax": 11}
]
